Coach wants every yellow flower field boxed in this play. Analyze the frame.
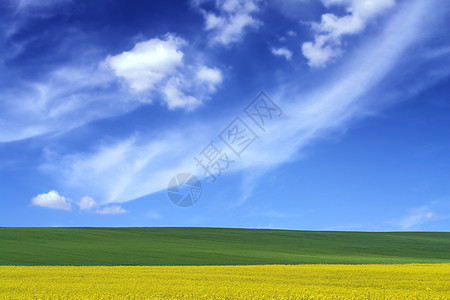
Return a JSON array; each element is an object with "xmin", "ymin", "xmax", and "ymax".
[{"xmin": 1, "ymin": 264, "xmax": 449, "ymax": 299}]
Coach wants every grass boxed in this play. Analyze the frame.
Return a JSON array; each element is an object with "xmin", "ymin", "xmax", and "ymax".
[{"xmin": 0, "ymin": 227, "xmax": 449, "ymax": 266}]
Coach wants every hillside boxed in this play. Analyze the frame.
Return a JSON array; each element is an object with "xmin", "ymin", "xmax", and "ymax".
[{"xmin": 0, "ymin": 227, "xmax": 449, "ymax": 265}]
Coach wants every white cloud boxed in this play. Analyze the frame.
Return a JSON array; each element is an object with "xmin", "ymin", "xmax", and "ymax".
[
  {"xmin": 41, "ymin": 132, "xmax": 212, "ymax": 204},
  {"xmin": 41, "ymin": 0, "xmax": 447, "ymax": 207},
  {"xmin": 78, "ymin": 196, "xmax": 98, "ymax": 210},
  {"xmin": 398, "ymin": 206, "xmax": 439, "ymax": 230},
  {"xmin": 271, "ymin": 47, "xmax": 293, "ymax": 60},
  {"xmin": 302, "ymin": 35, "xmax": 339, "ymax": 68},
  {"xmin": 79, "ymin": 198, "xmax": 127, "ymax": 215},
  {"xmin": 0, "ymin": 59, "xmax": 153, "ymax": 143},
  {"xmin": 31, "ymin": 190, "xmax": 72, "ymax": 211},
  {"xmin": 196, "ymin": 66, "xmax": 223, "ymax": 91},
  {"xmin": 31, "ymin": 192, "xmax": 127, "ymax": 215},
  {"xmin": 104, "ymin": 34, "xmax": 185, "ymax": 92},
  {"xmin": 95, "ymin": 205, "xmax": 127, "ymax": 215},
  {"xmin": 302, "ymin": 0, "xmax": 395, "ymax": 67},
  {"xmin": 162, "ymin": 76, "xmax": 201, "ymax": 110},
  {"xmin": 103, "ymin": 34, "xmax": 223, "ymax": 110},
  {"xmin": 194, "ymin": 0, "xmax": 262, "ymax": 46},
  {"xmin": 0, "ymin": 31, "xmax": 221, "ymax": 142}
]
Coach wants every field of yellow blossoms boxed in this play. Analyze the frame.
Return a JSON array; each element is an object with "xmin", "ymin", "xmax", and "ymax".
[{"xmin": 1, "ymin": 264, "xmax": 449, "ymax": 299}]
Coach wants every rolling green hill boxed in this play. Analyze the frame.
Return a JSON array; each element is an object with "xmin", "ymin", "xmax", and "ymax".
[{"xmin": 0, "ymin": 227, "xmax": 449, "ymax": 265}]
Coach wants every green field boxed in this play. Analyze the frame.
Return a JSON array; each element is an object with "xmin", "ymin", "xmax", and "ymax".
[{"xmin": 0, "ymin": 227, "xmax": 449, "ymax": 265}]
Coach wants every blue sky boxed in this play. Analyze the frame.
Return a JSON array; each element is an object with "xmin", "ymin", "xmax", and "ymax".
[{"xmin": 0, "ymin": 0, "xmax": 449, "ymax": 230}]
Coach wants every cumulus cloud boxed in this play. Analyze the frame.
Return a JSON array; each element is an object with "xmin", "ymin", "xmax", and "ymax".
[
  {"xmin": 195, "ymin": 66, "xmax": 223, "ymax": 92},
  {"xmin": 0, "ymin": 32, "xmax": 221, "ymax": 142},
  {"xmin": 78, "ymin": 196, "xmax": 98, "ymax": 210},
  {"xmin": 31, "ymin": 190, "xmax": 72, "ymax": 211},
  {"xmin": 193, "ymin": 0, "xmax": 262, "ymax": 46},
  {"xmin": 104, "ymin": 35, "xmax": 185, "ymax": 92},
  {"xmin": 31, "ymin": 192, "xmax": 127, "ymax": 215},
  {"xmin": 271, "ymin": 47, "xmax": 293, "ymax": 60},
  {"xmin": 41, "ymin": 0, "xmax": 447, "ymax": 207},
  {"xmin": 103, "ymin": 34, "xmax": 223, "ymax": 110},
  {"xmin": 161, "ymin": 76, "xmax": 200, "ymax": 109},
  {"xmin": 302, "ymin": 0, "xmax": 395, "ymax": 67}
]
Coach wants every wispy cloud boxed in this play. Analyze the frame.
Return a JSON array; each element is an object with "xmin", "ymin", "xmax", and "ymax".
[
  {"xmin": 0, "ymin": 66, "xmax": 131, "ymax": 142},
  {"xmin": 391, "ymin": 198, "xmax": 450, "ymax": 230},
  {"xmin": 41, "ymin": 132, "xmax": 212, "ymax": 204},
  {"xmin": 302, "ymin": 0, "xmax": 395, "ymax": 67},
  {"xmin": 78, "ymin": 196, "xmax": 128, "ymax": 215},
  {"xmin": 0, "ymin": 32, "xmax": 222, "ymax": 143},
  {"xmin": 0, "ymin": 2, "xmax": 136, "ymax": 143},
  {"xmin": 15, "ymin": 0, "xmax": 72, "ymax": 11},
  {"xmin": 95, "ymin": 206, "xmax": 127, "ymax": 215},
  {"xmin": 397, "ymin": 205, "xmax": 439, "ymax": 230},
  {"xmin": 0, "ymin": 1, "xmax": 225, "ymax": 143},
  {"xmin": 270, "ymin": 47, "xmax": 293, "ymax": 60},
  {"xmin": 193, "ymin": 0, "xmax": 262, "ymax": 46},
  {"xmin": 39, "ymin": 0, "xmax": 449, "ymax": 208}
]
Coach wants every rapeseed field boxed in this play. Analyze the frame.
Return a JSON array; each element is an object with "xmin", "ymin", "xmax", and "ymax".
[{"xmin": 0, "ymin": 264, "xmax": 448, "ymax": 299}]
